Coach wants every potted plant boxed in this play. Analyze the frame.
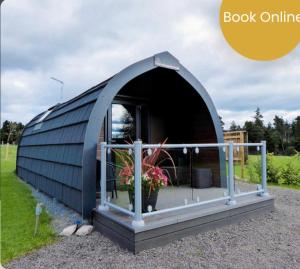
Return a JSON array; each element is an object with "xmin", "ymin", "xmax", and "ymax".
[{"xmin": 114, "ymin": 140, "xmax": 176, "ymax": 212}]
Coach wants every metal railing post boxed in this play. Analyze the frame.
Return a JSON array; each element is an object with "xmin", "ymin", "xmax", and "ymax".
[
  {"xmin": 226, "ymin": 141, "xmax": 236, "ymax": 205},
  {"xmin": 260, "ymin": 140, "xmax": 269, "ymax": 196},
  {"xmin": 98, "ymin": 142, "xmax": 108, "ymax": 211},
  {"xmin": 132, "ymin": 140, "xmax": 144, "ymax": 227}
]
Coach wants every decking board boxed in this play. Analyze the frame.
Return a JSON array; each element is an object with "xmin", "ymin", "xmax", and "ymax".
[{"xmin": 93, "ymin": 195, "xmax": 274, "ymax": 253}]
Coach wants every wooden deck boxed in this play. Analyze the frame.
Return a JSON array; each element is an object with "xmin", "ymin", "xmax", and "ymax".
[{"xmin": 92, "ymin": 193, "xmax": 274, "ymax": 253}]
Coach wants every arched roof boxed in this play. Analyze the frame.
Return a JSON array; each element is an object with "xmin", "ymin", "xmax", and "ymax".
[{"xmin": 17, "ymin": 52, "xmax": 224, "ymax": 218}]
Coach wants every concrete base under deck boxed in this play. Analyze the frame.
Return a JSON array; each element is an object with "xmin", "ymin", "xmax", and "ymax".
[{"xmin": 92, "ymin": 194, "xmax": 274, "ymax": 253}]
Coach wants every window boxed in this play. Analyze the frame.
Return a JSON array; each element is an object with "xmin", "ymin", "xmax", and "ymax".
[
  {"xmin": 33, "ymin": 110, "xmax": 52, "ymax": 131},
  {"xmin": 33, "ymin": 122, "xmax": 43, "ymax": 131},
  {"xmin": 37, "ymin": 110, "xmax": 52, "ymax": 122}
]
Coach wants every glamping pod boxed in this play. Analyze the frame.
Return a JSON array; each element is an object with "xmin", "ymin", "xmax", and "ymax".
[{"xmin": 17, "ymin": 52, "xmax": 226, "ymax": 218}]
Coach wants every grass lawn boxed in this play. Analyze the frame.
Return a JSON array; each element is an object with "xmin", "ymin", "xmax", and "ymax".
[
  {"xmin": 233, "ymin": 154, "xmax": 300, "ymax": 189},
  {"xmin": 1, "ymin": 145, "xmax": 56, "ymax": 265}
]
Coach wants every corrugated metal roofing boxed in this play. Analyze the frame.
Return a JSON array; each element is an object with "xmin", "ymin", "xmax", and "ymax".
[{"xmin": 17, "ymin": 80, "xmax": 110, "ymax": 213}]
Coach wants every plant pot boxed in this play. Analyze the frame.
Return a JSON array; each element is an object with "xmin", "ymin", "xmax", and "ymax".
[{"xmin": 128, "ymin": 188, "xmax": 159, "ymax": 213}]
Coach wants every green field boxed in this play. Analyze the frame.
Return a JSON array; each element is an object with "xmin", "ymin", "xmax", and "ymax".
[
  {"xmin": 1, "ymin": 145, "xmax": 56, "ymax": 264},
  {"xmin": 233, "ymin": 154, "xmax": 300, "ymax": 189}
]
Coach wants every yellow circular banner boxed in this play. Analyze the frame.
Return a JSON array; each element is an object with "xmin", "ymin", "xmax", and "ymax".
[{"xmin": 220, "ymin": 0, "xmax": 300, "ymax": 60}]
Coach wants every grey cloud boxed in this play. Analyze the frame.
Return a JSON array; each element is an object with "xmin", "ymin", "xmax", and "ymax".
[{"xmin": 1, "ymin": 0, "xmax": 300, "ymax": 128}]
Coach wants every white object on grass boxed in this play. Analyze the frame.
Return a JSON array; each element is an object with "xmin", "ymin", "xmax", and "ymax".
[
  {"xmin": 34, "ymin": 203, "xmax": 43, "ymax": 236},
  {"xmin": 75, "ymin": 225, "xmax": 94, "ymax": 236},
  {"xmin": 59, "ymin": 224, "xmax": 77, "ymax": 236}
]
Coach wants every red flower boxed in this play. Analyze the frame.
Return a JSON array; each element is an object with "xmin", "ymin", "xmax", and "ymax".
[
  {"xmin": 146, "ymin": 167, "xmax": 168, "ymax": 186},
  {"xmin": 114, "ymin": 139, "xmax": 176, "ymax": 193},
  {"xmin": 119, "ymin": 166, "xmax": 133, "ymax": 184}
]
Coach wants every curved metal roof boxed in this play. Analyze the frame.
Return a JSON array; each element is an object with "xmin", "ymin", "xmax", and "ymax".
[{"xmin": 17, "ymin": 51, "xmax": 224, "ymax": 218}]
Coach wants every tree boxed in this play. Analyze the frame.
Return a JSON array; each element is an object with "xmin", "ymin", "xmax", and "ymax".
[
  {"xmin": 264, "ymin": 123, "xmax": 280, "ymax": 153},
  {"xmin": 273, "ymin": 116, "xmax": 292, "ymax": 154},
  {"xmin": 0, "ymin": 120, "xmax": 10, "ymax": 143},
  {"xmin": 219, "ymin": 115, "xmax": 225, "ymax": 130},
  {"xmin": 254, "ymin": 108, "xmax": 264, "ymax": 128},
  {"xmin": 243, "ymin": 108, "xmax": 265, "ymax": 143},
  {"xmin": 4, "ymin": 122, "xmax": 17, "ymax": 160},
  {"xmin": 292, "ymin": 116, "xmax": 300, "ymax": 151},
  {"xmin": 225, "ymin": 109, "xmax": 299, "ymax": 156},
  {"xmin": 0, "ymin": 120, "xmax": 24, "ymax": 144},
  {"xmin": 229, "ymin": 121, "xmax": 241, "ymax": 131}
]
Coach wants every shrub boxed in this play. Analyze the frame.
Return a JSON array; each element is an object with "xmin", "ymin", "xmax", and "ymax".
[
  {"xmin": 247, "ymin": 157, "xmax": 261, "ymax": 184},
  {"xmin": 286, "ymin": 146, "xmax": 297, "ymax": 156},
  {"xmin": 247, "ymin": 153, "xmax": 281, "ymax": 184},
  {"xmin": 279, "ymin": 162, "xmax": 300, "ymax": 185},
  {"xmin": 266, "ymin": 153, "xmax": 281, "ymax": 183}
]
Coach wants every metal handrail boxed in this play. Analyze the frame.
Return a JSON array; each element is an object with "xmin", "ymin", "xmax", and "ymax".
[
  {"xmin": 98, "ymin": 141, "xmax": 268, "ymax": 227},
  {"xmin": 105, "ymin": 144, "xmax": 134, "ymax": 149},
  {"xmin": 142, "ymin": 142, "xmax": 263, "ymax": 149},
  {"xmin": 142, "ymin": 196, "xmax": 230, "ymax": 217},
  {"xmin": 102, "ymin": 142, "xmax": 263, "ymax": 149},
  {"xmin": 142, "ymin": 143, "xmax": 228, "ymax": 149},
  {"xmin": 104, "ymin": 201, "xmax": 135, "ymax": 217}
]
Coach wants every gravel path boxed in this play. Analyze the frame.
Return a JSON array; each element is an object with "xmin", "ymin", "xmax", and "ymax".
[{"xmin": 7, "ymin": 186, "xmax": 300, "ymax": 269}]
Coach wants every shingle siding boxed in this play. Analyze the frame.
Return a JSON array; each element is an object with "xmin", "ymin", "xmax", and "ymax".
[
  {"xmin": 18, "ymin": 145, "xmax": 83, "ymax": 166},
  {"xmin": 17, "ymin": 157, "xmax": 82, "ymax": 188},
  {"xmin": 22, "ymin": 103, "xmax": 94, "ymax": 136},
  {"xmin": 16, "ymin": 83, "xmax": 107, "ymax": 214}
]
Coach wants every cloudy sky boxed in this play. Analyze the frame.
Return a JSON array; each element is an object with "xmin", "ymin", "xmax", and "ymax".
[{"xmin": 1, "ymin": 0, "xmax": 300, "ymax": 128}]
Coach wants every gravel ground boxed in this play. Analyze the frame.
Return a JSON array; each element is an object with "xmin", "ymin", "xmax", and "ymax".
[{"xmin": 7, "ymin": 186, "xmax": 300, "ymax": 269}]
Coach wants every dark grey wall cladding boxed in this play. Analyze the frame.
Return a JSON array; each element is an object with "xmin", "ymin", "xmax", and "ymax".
[
  {"xmin": 17, "ymin": 84, "xmax": 107, "ymax": 214},
  {"xmin": 18, "ymin": 145, "xmax": 83, "ymax": 166},
  {"xmin": 20, "ymin": 122, "xmax": 87, "ymax": 146},
  {"xmin": 18, "ymin": 167, "xmax": 82, "ymax": 212},
  {"xmin": 46, "ymin": 90, "xmax": 101, "ymax": 120},
  {"xmin": 17, "ymin": 157, "xmax": 81, "ymax": 189},
  {"xmin": 23, "ymin": 103, "xmax": 94, "ymax": 136}
]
